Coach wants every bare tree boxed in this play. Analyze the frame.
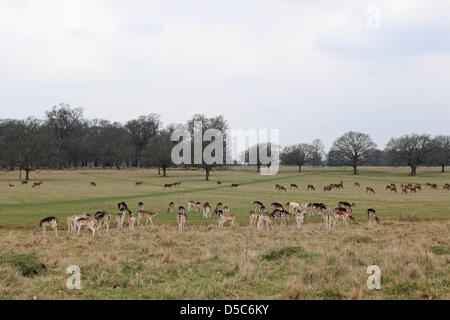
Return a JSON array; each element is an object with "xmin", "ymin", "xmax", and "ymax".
[
  {"xmin": 242, "ymin": 142, "xmax": 279, "ymax": 173},
  {"xmin": 125, "ymin": 114, "xmax": 161, "ymax": 167},
  {"xmin": 430, "ymin": 135, "xmax": 450, "ymax": 173},
  {"xmin": 328, "ymin": 131, "xmax": 377, "ymax": 175},
  {"xmin": 281, "ymin": 143, "xmax": 312, "ymax": 172},
  {"xmin": 385, "ymin": 133, "xmax": 431, "ymax": 176},
  {"xmin": 310, "ymin": 138, "xmax": 325, "ymax": 167}
]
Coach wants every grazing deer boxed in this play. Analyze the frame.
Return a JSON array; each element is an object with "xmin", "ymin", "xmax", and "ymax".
[
  {"xmin": 8, "ymin": 183, "xmax": 15, "ymax": 187},
  {"xmin": 277, "ymin": 210, "xmax": 291, "ymax": 227},
  {"xmin": 76, "ymin": 216, "xmax": 96, "ymax": 237},
  {"xmin": 275, "ymin": 184, "xmax": 281, "ymax": 190},
  {"xmin": 116, "ymin": 212, "xmax": 125, "ymax": 229},
  {"xmin": 217, "ymin": 181, "xmax": 222, "ymax": 185},
  {"xmin": 270, "ymin": 202, "xmax": 284, "ymax": 211},
  {"xmin": 391, "ymin": 185, "xmax": 397, "ymax": 193},
  {"xmin": 307, "ymin": 184, "xmax": 315, "ymax": 191},
  {"xmin": 431, "ymin": 183, "xmax": 438, "ymax": 189},
  {"xmin": 163, "ymin": 183, "xmax": 173, "ymax": 190},
  {"xmin": 186, "ymin": 200, "xmax": 196, "ymax": 213},
  {"xmin": 33, "ymin": 217, "xmax": 58, "ymax": 236},
  {"xmin": 296, "ymin": 209, "xmax": 306, "ymax": 230},
  {"xmin": 323, "ymin": 185, "xmax": 332, "ymax": 192},
  {"xmin": 354, "ymin": 182, "xmax": 360, "ymax": 187},
  {"xmin": 338, "ymin": 201, "xmax": 356, "ymax": 210},
  {"xmin": 443, "ymin": 183, "xmax": 450, "ymax": 190},
  {"xmin": 306, "ymin": 202, "xmax": 326, "ymax": 217},
  {"xmin": 334, "ymin": 207, "xmax": 355, "ymax": 226},
  {"xmin": 217, "ymin": 210, "xmax": 236, "ymax": 228},
  {"xmin": 67, "ymin": 213, "xmax": 91, "ymax": 233},
  {"xmin": 231, "ymin": 184, "xmax": 240, "ymax": 189},
  {"xmin": 117, "ymin": 202, "xmax": 131, "ymax": 214},
  {"xmin": 401, "ymin": 185, "xmax": 408, "ymax": 194},
  {"xmin": 137, "ymin": 210, "xmax": 160, "ymax": 227},
  {"xmin": 32, "ymin": 181, "xmax": 43, "ymax": 188},
  {"xmin": 279, "ymin": 186, "xmax": 287, "ymax": 192},
  {"xmin": 95, "ymin": 211, "xmax": 111, "ymax": 232},
  {"xmin": 21, "ymin": 180, "xmax": 28, "ymax": 185},
  {"xmin": 177, "ymin": 209, "xmax": 187, "ymax": 232},
  {"xmin": 286, "ymin": 202, "xmax": 301, "ymax": 213},
  {"xmin": 253, "ymin": 200, "xmax": 264, "ymax": 211},
  {"xmin": 385, "ymin": 185, "xmax": 392, "ymax": 191},
  {"xmin": 128, "ymin": 213, "xmax": 136, "ymax": 230},
  {"xmin": 290, "ymin": 184, "xmax": 299, "ymax": 190},
  {"xmin": 135, "ymin": 181, "xmax": 143, "ymax": 186},
  {"xmin": 167, "ymin": 202, "xmax": 175, "ymax": 213},
  {"xmin": 415, "ymin": 183, "xmax": 422, "ymax": 191},
  {"xmin": 366, "ymin": 186, "xmax": 375, "ymax": 194},
  {"xmin": 367, "ymin": 208, "xmax": 379, "ymax": 225},
  {"xmin": 90, "ymin": 182, "xmax": 96, "ymax": 187}
]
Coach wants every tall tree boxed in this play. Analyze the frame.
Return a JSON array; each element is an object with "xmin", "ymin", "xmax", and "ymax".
[
  {"xmin": 0, "ymin": 118, "xmax": 44, "ymax": 180},
  {"xmin": 430, "ymin": 135, "xmax": 449, "ymax": 173},
  {"xmin": 125, "ymin": 114, "xmax": 161, "ymax": 167},
  {"xmin": 281, "ymin": 143, "xmax": 312, "ymax": 172},
  {"xmin": 310, "ymin": 138, "xmax": 325, "ymax": 167},
  {"xmin": 143, "ymin": 126, "xmax": 175, "ymax": 176},
  {"xmin": 186, "ymin": 114, "xmax": 228, "ymax": 181},
  {"xmin": 242, "ymin": 142, "xmax": 279, "ymax": 173},
  {"xmin": 327, "ymin": 131, "xmax": 377, "ymax": 175},
  {"xmin": 385, "ymin": 133, "xmax": 431, "ymax": 176}
]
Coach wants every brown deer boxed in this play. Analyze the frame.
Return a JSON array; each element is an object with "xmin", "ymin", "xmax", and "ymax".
[
  {"xmin": 323, "ymin": 185, "xmax": 332, "ymax": 192},
  {"xmin": 76, "ymin": 216, "xmax": 96, "ymax": 237},
  {"xmin": 8, "ymin": 183, "xmax": 15, "ymax": 187},
  {"xmin": 33, "ymin": 217, "xmax": 58, "ymax": 236},
  {"xmin": 95, "ymin": 211, "xmax": 111, "ymax": 232},
  {"xmin": 443, "ymin": 183, "xmax": 450, "ymax": 190},
  {"xmin": 167, "ymin": 202, "xmax": 175, "ymax": 213},
  {"xmin": 231, "ymin": 184, "xmax": 240, "ymax": 189},
  {"xmin": 90, "ymin": 181, "xmax": 96, "ymax": 187},
  {"xmin": 163, "ymin": 183, "xmax": 173, "ymax": 190},
  {"xmin": 21, "ymin": 180, "xmax": 28, "ymax": 185},
  {"xmin": 32, "ymin": 181, "xmax": 43, "ymax": 188},
  {"xmin": 135, "ymin": 181, "xmax": 143, "ymax": 186},
  {"xmin": 290, "ymin": 183, "xmax": 299, "ymax": 190},
  {"xmin": 354, "ymin": 182, "xmax": 360, "ymax": 187},
  {"xmin": 217, "ymin": 181, "xmax": 222, "ymax": 185},
  {"xmin": 366, "ymin": 186, "xmax": 375, "ymax": 194},
  {"xmin": 217, "ymin": 210, "xmax": 236, "ymax": 228},
  {"xmin": 367, "ymin": 208, "xmax": 379, "ymax": 225},
  {"xmin": 307, "ymin": 184, "xmax": 315, "ymax": 191},
  {"xmin": 177, "ymin": 209, "xmax": 187, "ymax": 232},
  {"xmin": 186, "ymin": 200, "xmax": 196, "ymax": 213}
]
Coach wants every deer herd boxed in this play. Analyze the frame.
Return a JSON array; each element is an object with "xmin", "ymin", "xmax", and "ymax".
[{"xmin": 21, "ymin": 178, "xmax": 449, "ymax": 237}]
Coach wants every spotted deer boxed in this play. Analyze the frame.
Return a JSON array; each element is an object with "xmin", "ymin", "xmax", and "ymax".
[
  {"xmin": 249, "ymin": 211, "xmax": 259, "ymax": 226},
  {"xmin": 366, "ymin": 186, "xmax": 375, "ymax": 194},
  {"xmin": 76, "ymin": 216, "xmax": 96, "ymax": 237},
  {"xmin": 128, "ymin": 213, "xmax": 136, "ymax": 230},
  {"xmin": 186, "ymin": 200, "xmax": 196, "ymax": 213},
  {"xmin": 253, "ymin": 201, "xmax": 264, "ymax": 211},
  {"xmin": 167, "ymin": 202, "xmax": 175, "ymax": 213},
  {"xmin": 116, "ymin": 212, "xmax": 125, "ymax": 229},
  {"xmin": 95, "ymin": 211, "xmax": 111, "ymax": 232},
  {"xmin": 33, "ymin": 217, "xmax": 58, "ymax": 236},
  {"xmin": 137, "ymin": 210, "xmax": 160, "ymax": 227},
  {"xmin": 367, "ymin": 208, "xmax": 379, "ymax": 225},
  {"xmin": 202, "ymin": 202, "xmax": 212, "ymax": 218},
  {"xmin": 177, "ymin": 208, "xmax": 187, "ymax": 232},
  {"xmin": 217, "ymin": 210, "xmax": 235, "ymax": 228},
  {"xmin": 286, "ymin": 202, "xmax": 301, "ymax": 213},
  {"xmin": 334, "ymin": 207, "xmax": 355, "ymax": 226},
  {"xmin": 117, "ymin": 202, "xmax": 131, "ymax": 214},
  {"xmin": 256, "ymin": 211, "xmax": 274, "ymax": 231},
  {"xmin": 296, "ymin": 209, "xmax": 306, "ymax": 230}
]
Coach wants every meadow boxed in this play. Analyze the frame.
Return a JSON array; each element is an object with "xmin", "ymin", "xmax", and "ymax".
[{"xmin": 0, "ymin": 166, "xmax": 448, "ymax": 299}]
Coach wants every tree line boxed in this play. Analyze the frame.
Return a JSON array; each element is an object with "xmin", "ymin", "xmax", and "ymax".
[{"xmin": 0, "ymin": 104, "xmax": 448, "ymax": 179}]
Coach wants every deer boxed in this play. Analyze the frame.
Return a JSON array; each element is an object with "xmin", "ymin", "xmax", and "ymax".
[
  {"xmin": 137, "ymin": 210, "xmax": 160, "ymax": 227},
  {"xmin": 253, "ymin": 201, "xmax": 264, "ymax": 211},
  {"xmin": 290, "ymin": 184, "xmax": 299, "ymax": 190},
  {"xmin": 367, "ymin": 208, "xmax": 379, "ymax": 225},
  {"xmin": 177, "ymin": 208, "xmax": 187, "ymax": 232},
  {"xmin": 167, "ymin": 202, "xmax": 175, "ymax": 213},
  {"xmin": 270, "ymin": 202, "xmax": 284, "ymax": 211},
  {"xmin": 128, "ymin": 213, "xmax": 136, "ymax": 230},
  {"xmin": 138, "ymin": 202, "xmax": 144, "ymax": 211},
  {"xmin": 256, "ymin": 211, "xmax": 274, "ymax": 231},
  {"xmin": 67, "ymin": 213, "xmax": 90, "ymax": 233},
  {"xmin": 195, "ymin": 201, "xmax": 202, "ymax": 213},
  {"xmin": 33, "ymin": 217, "xmax": 58, "ymax": 236},
  {"xmin": 116, "ymin": 211, "xmax": 125, "ymax": 229},
  {"xmin": 76, "ymin": 216, "xmax": 96, "ymax": 237},
  {"xmin": 443, "ymin": 183, "xmax": 450, "ymax": 190},
  {"xmin": 186, "ymin": 200, "xmax": 196, "ymax": 213},
  {"xmin": 249, "ymin": 211, "xmax": 259, "ymax": 227},
  {"xmin": 117, "ymin": 202, "xmax": 131, "ymax": 214},
  {"xmin": 338, "ymin": 201, "xmax": 356, "ymax": 210},
  {"xmin": 296, "ymin": 209, "xmax": 306, "ymax": 230},
  {"xmin": 307, "ymin": 184, "xmax": 315, "ymax": 191},
  {"xmin": 217, "ymin": 181, "xmax": 222, "ymax": 185},
  {"xmin": 323, "ymin": 210, "xmax": 335, "ymax": 231},
  {"xmin": 217, "ymin": 210, "xmax": 236, "ymax": 228},
  {"xmin": 90, "ymin": 182, "xmax": 96, "ymax": 187},
  {"xmin": 415, "ymin": 183, "xmax": 422, "ymax": 191},
  {"xmin": 323, "ymin": 185, "xmax": 332, "ymax": 192},
  {"xmin": 32, "ymin": 181, "xmax": 43, "ymax": 188},
  {"xmin": 95, "ymin": 211, "xmax": 111, "ymax": 232},
  {"xmin": 286, "ymin": 202, "xmax": 301, "ymax": 213},
  {"xmin": 21, "ymin": 180, "xmax": 28, "ymax": 185},
  {"xmin": 202, "ymin": 202, "xmax": 212, "ymax": 218},
  {"xmin": 334, "ymin": 207, "xmax": 355, "ymax": 226},
  {"xmin": 135, "ymin": 181, "xmax": 143, "ymax": 186},
  {"xmin": 163, "ymin": 183, "xmax": 173, "ymax": 190},
  {"xmin": 366, "ymin": 186, "xmax": 375, "ymax": 194},
  {"xmin": 354, "ymin": 182, "xmax": 360, "ymax": 187},
  {"xmin": 8, "ymin": 183, "xmax": 15, "ymax": 187},
  {"xmin": 231, "ymin": 184, "xmax": 240, "ymax": 189}
]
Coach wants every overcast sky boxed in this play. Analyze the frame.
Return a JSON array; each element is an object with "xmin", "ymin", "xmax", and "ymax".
[{"xmin": 1, "ymin": 0, "xmax": 449, "ymax": 149}]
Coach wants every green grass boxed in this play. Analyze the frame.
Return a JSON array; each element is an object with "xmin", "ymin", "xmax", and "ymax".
[
  {"xmin": 0, "ymin": 253, "xmax": 46, "ymax": 277},
  {"xmin": 0, "ymin": 166, "xmax": 449, "ymax": 229}
]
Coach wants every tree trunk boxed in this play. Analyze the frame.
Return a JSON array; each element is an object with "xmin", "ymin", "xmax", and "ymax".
[
  {"xmin": 410, "ymin": 166, "xmax": 417, "ymax": 176},
  {"xmin": 257, "ymin": 164, "xmax": 260, "ymax": 173},
  {"xmin": 163, "ymin": 167, "xmax": 167, "ymax": 177},
  {"xmin": 353, "ymin": 166, "xmax": 358, "ymax": 175},
  {"xmin": 298, "ymin": 165, "xmax": 302, "ymax": 172},
  {"xmin": 442, "ymin": 164, "xmax": 445, "ymax": 173},
  {"xmin": 25, "ymin": 168, "xmax": 30, "ymax": 180},
  {"xmin": 158, "ymin": 167, "xmax": 161, "ymax": 175},
  {"xmin": 205, "ymin": 168, "xmax": 210, "ymax": 181}
]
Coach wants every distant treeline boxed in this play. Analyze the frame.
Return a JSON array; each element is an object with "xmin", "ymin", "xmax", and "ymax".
[{"xmin": 0, "ymin": 103, "xmax": 448, "ymax": 179}]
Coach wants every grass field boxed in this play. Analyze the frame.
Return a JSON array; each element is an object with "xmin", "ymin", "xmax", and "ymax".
[{"xmin": 0, "ymin": 166, "xmax": 448, "ymax": 299}]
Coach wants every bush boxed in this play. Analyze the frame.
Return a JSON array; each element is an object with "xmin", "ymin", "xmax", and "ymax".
[{"xmin": 0, "ymin": 253, "xmax": 46, "ymax": 277}]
